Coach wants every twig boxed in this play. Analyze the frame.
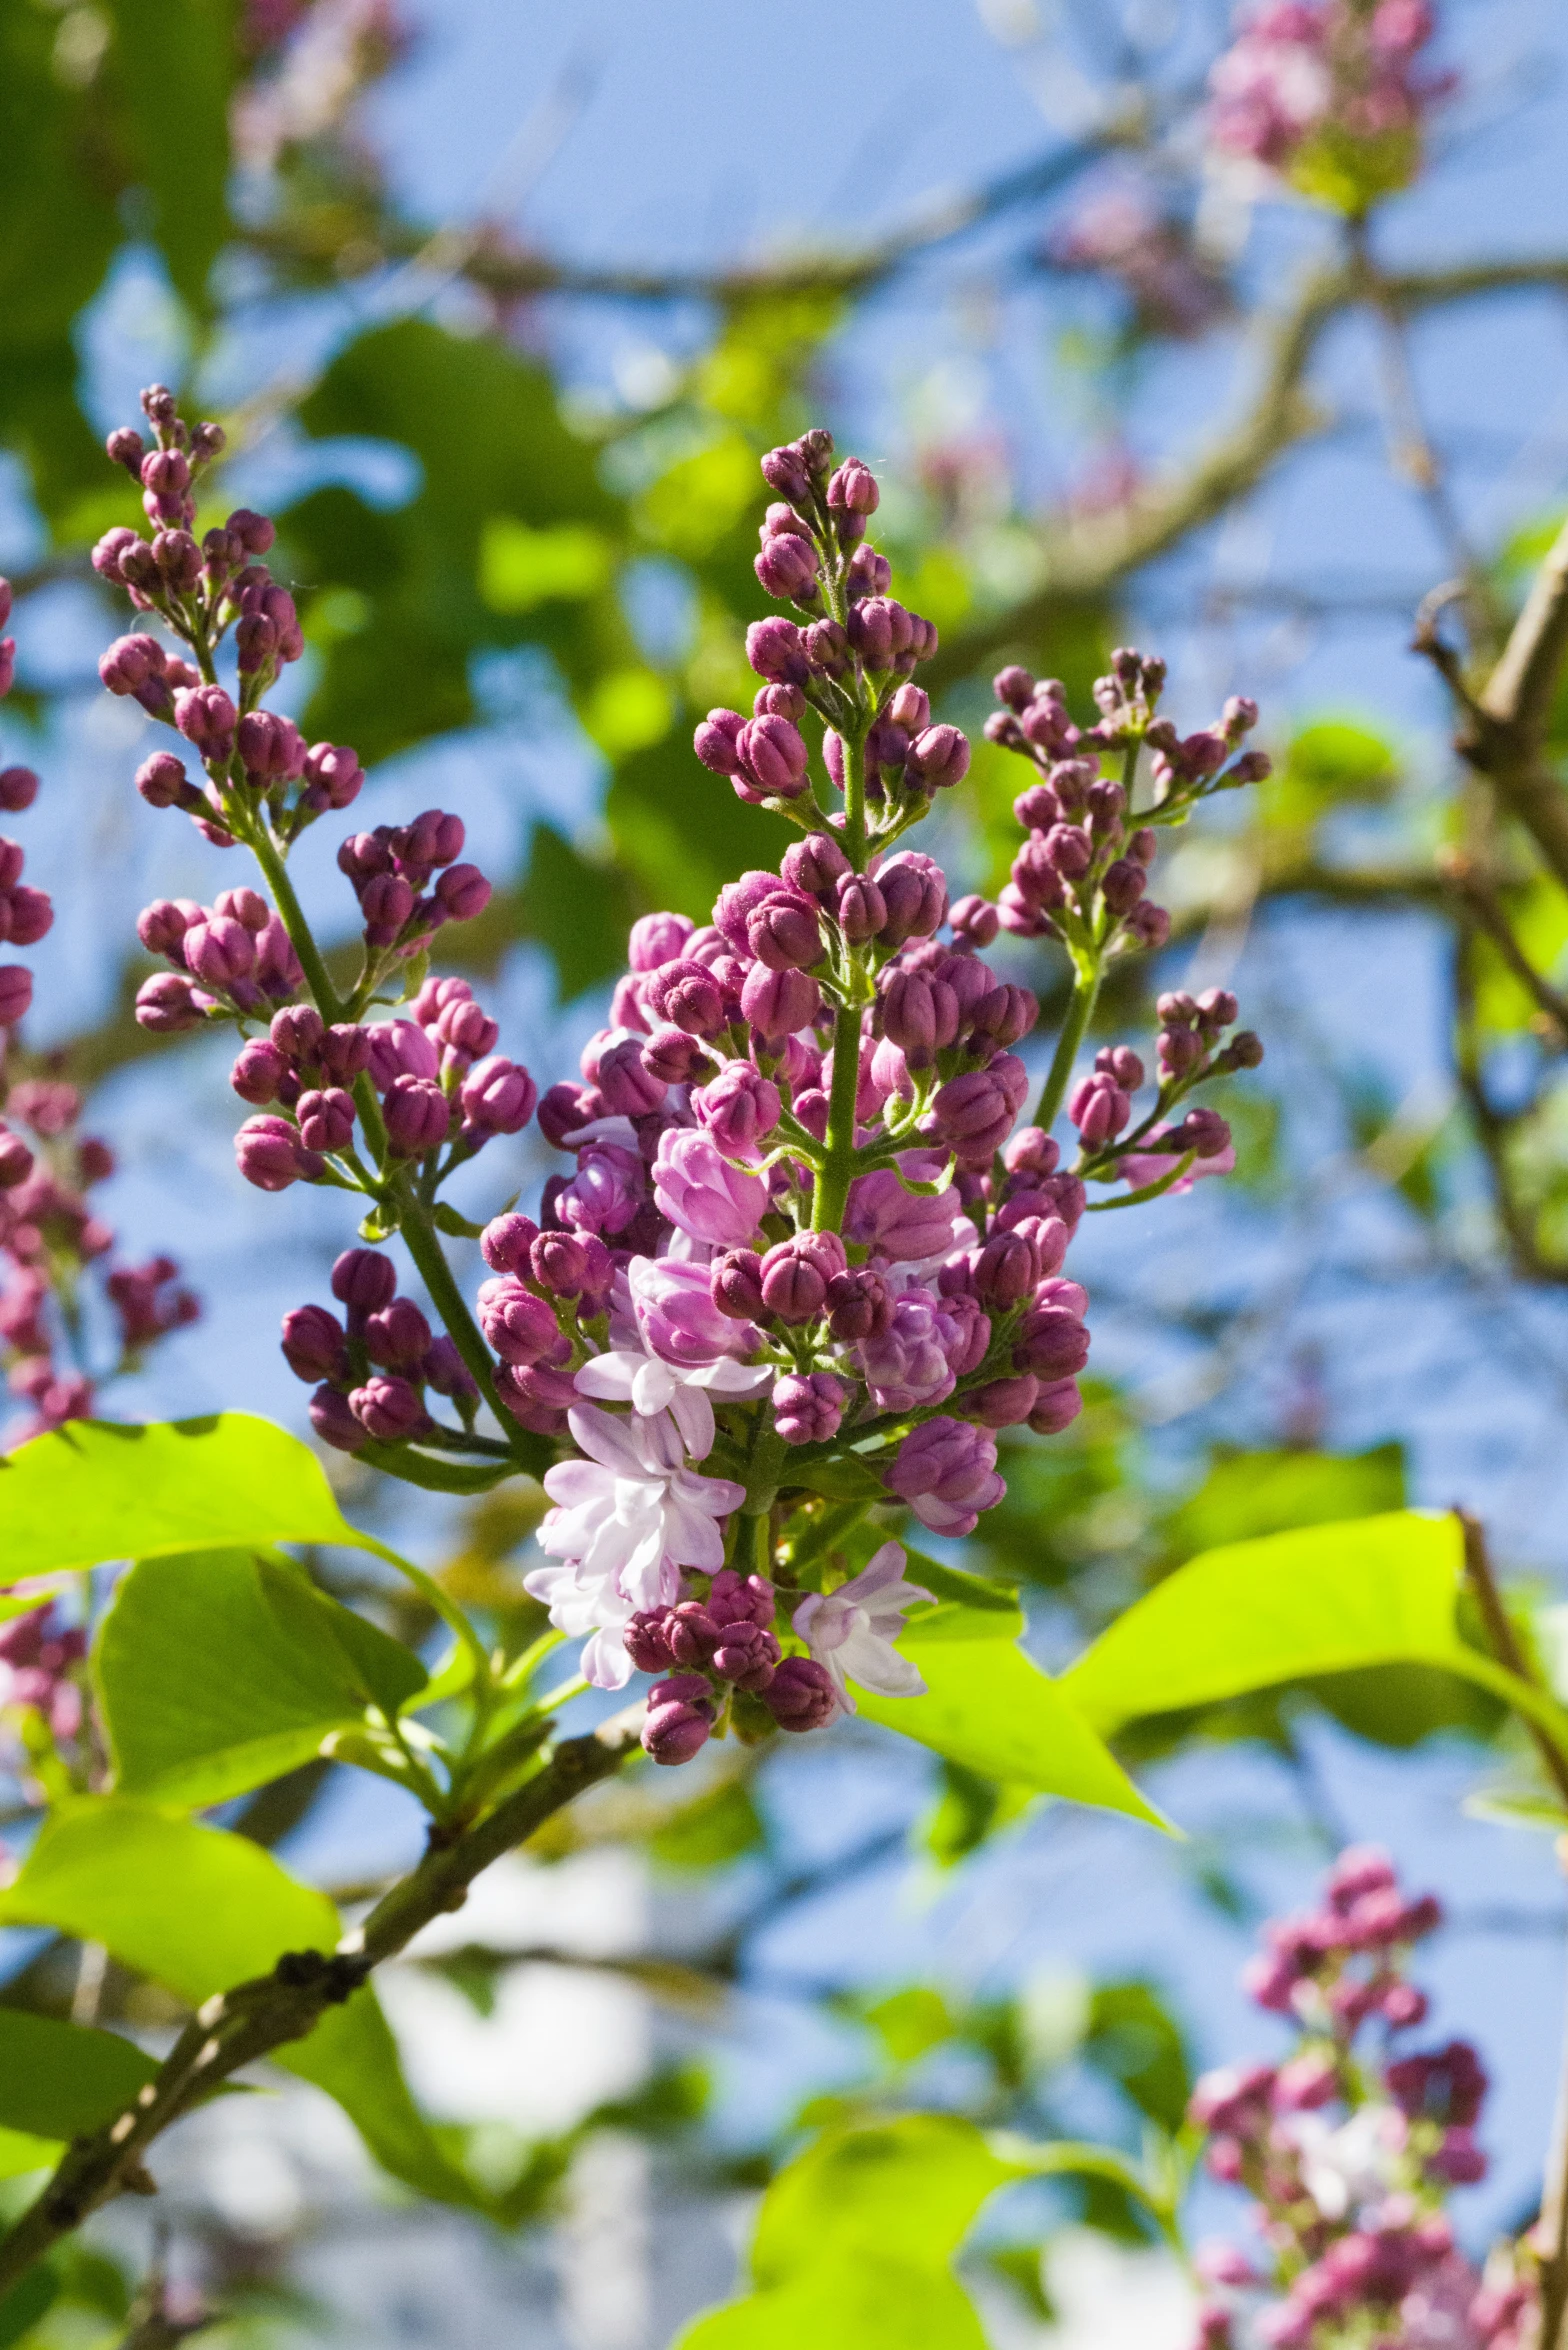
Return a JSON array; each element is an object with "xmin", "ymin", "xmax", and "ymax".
[
  {"xmin": 0, "ymin": 1707, "xmax": 644, "ymax": 2298},
  {"xmin": 1440, "ymin": 851, "xmax": 1568, "ymax": 1040}
]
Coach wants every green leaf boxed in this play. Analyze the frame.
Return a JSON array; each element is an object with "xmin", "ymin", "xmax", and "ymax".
[
  {"xmin": 648, "ymin": 1779, "xmax": 766, "ymax": 1871},
  {"xmin": 677, "ymin": 2116, "xmax": 1018, "ymax": 2350},
  {"xmin": 853, "ymin": 1607, "xmax": 1169, "ymax": 1831},
  {"xmin": 1061, "ymin": 1511, "xmax": 1568, "ymax": 1759},
  {"xmin": 96, "ymin": 1549, "xmax": 426, "ymax": 1806},
  {"xmin": 1082, "ymin": 1983, "xmax": 1191, "ymax": 2136},
  {"xmin": 0, "ymin": 2008, "xmax": 158, "ymax": 2142},
  {"xmin": 0, "ymin": 2265, "xmax": 58, "ymax": 2348},
  {"xmin": 480, "ymin": 519, "xmax": 614, "ymax": 612},
  {"xmin": 0, "ymin": 1415, "xmax": 357, "ymax": 1577},
  {"xmin": 0, "ymin": 1803, "xmax": 482, "ymax": 2213},
  {"xmin": 1163, "ymin": 1444, "xmax": 1405, "ymax": 1558}
]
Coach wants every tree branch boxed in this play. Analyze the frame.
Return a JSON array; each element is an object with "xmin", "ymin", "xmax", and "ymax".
[{"xmin": 0, "ymin": 1708, "xmax": 645, "ymax": 2298}]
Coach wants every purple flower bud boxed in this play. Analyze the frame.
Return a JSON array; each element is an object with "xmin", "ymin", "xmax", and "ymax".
[
  {"xmin": 846, "ymin": 596, "xmax": 914, "ymax": 670},
  {"xmin": 804, "ymin": 618, "xmax": 851, "ymax": 678},
  {"xmin": 137, "ymin": 898, "xmax": 196, "ymax": 960},
  {"xmin": 106, "ymin": 426, "xmax": 145, "ymax": 474},
  {"xmin": 886, "ymin": 1416, "xmax": 1004, "ymax": 1537},
  {"xmin": 710, "ymin": 1247, "xmax": 767, "ymax": 1321},
  {"xmin": 741, "ymin": 963, "xmax": 821, "ymax": 1044},
  {"xmin": 927, "ymin": 1067, "xmax": 1015, "ymax": 1166},
  {"xmin": 397, "ymin": 808, "xmax": 465, "ymax": 876},
  {"xmin": 152, "ymin": 528, "xmax": 202, "ymax": 592},
  {"xmin": 529, "ymin": 1229, "xmax": 591, "ymax": 1297},
  {"xmin": 969, "ymin": 983, "xmax": 1039, "ymax": 1050},
  {"xmin": 132, "ymin": 751, "xmax": 191, "ymax": 811},
  {"xmin": 906, "ymin": 724, "xmax": 971, "ymax": 791},
  {"xmin": 760, "ymin": 442, "xmax": 815, "ymax": 503},
  {"xmin": 643, "ymin": 1025, "xmax": 716, "ymax": 1085},
  {"xmin": 359, "ymin": 873, "xmax": 415, "ymax": 948},
  {"xmin": 3, "ymin": 885, "xmax": 52, "ymax": 948},
  {"xmin": 383, "ymin": 1075, "xmax": 451, "ymax": 1157},
  {"xmin": 1101, "ymin": 858, "xmax": 1147, "ymax": 914},
  {"xmin": 281, "ymin": 1304, "xmax": 349, "ymax": 1384},
  {"xmin": 296, "ymin": 1085, "xmax": 356, "ymax": 1153},
  {"xmin": 0, "ymin": 767, "xmax": 38, "ymax": 815},
  {"xmin": 174, "ymin": 684, "xmax": 238, "ymax": 762},
  {"xmin": 459, "ymin": 1054, "xmax": 538, "ymax": 1138},
  {"xmin": 646, "ymin": 958, "xmax": 726, "ymax": 1038},
  {"xmin": 99, "ymin": 633, "xmax": 168, "ymax": 701},
  {"xmin": 642, "ymin": 1675, "xmax": 716, "ymax": 1765},
  {"xmin": 435, "ymin": 863, "xmax": 492, "ymax": 921},
  {"xmin": 747, "ymin": 891, "xmax": 821, "ymax": 971},
  {"xmin": 876, "ymin": 851, "xmax": 948, "ymax": 944},
  {"xmin": 1068, "ymin": 1072, "xmax": 1131, "ymax": 1147},
  {"xmin": 835, "ymin": 873, "xmax": 887, "ymax": 942},
  {"xmin": 350, "ymin": 1374, "xmax": 429, "ymax": 1445},
  {"xmin": 696, "ymin": 1062, "xmax": 780, "ymax": 1156},
  {"xmin": 846, "ymin": 544, "xmax": 892, "ymax": 599},
  {"xmin": 476, "ymin": 1276, "xmax": 561, "ymax": 1366},
  {"xmin": 367, "ymin": 1018, "xmax": 440, "ymax": 1089},
  {"xmin": 235, "ymin": 612, "xmax": 279, "ymax": 675},
  {"xmin": 301, "ymin": 741, "xmax": 364, "ymax": 811},
  {"xmin": 1013, "ymin": 1303, "xmax": 1090, "ymax": 1379},
  {"xmin": 773, "ymin": 1369, "xmax": 847, "ymax": 1444},
  {"xmin": 184, "ymin": 913, "xmax": 256, "ymax": 990},
  {"xmin": 653, "ymin": 1127, "xmax": 768, "ymax": 1247},
  {"xmin": 310, "ymin": 1384, "xmax": 367, "ymax": 1453},
  {"xmin": 827, "ymin": 457, "xmax": 880, "ymax": 515},
  {"xmin": 782, "ymin": 832, "xmax": 851, "ymax": 897},
  {"xmin": 974, "ymin": 1228, "xmax": 1040, "ymax": 1308},
  {"xmin": 135, "ymin": 973, "xmax": 203, "ymax": 1033},
  {"xmin": 754, "ymin": 533, "xmax": 820, "ymax": 602},
  {"xmin": 761, "ymin": 1656, "xmax": 839, "ymax": 1732},
  {"xmin": 235, "ymin": 1114, "xmax": 322, "ymax": 1193},
  {"xmin": 968, "ymin": 1374, "xmax": 1039, "ymax": 1428},
  {"xmin": 626, "ymin": 912, "xmax": 693, "ymax": 973},
  {"xmin": 585, "ymin": 1037, "xmax": 659, "ymax": 1121},
  {"xmin": 746, "ymin": 617, "xmax": 811, "ymax": 687},
  {"xmin": 436, "ymin": 997, "xmax": 499, "ymax": 1062},
  {"xmin": 0, "ymin": 966, "xmax": 32, "ymax": 1027},
  {"xmin": 737, "ymin": 714, "xmax": 810, "ymax": 802},
  {"xmin": 231, "ymin": 1038, "xmax": 287, "ymax": 1105},
  {"xmin": 694, "ymin": 708, "xmax": 746, "ymax": 776},
  {"xmin": 480, "ymin": 1212, "xmax": 540, "ymax": 1274},
  {"xmin": 759, "ymin": 1231, "xmax": 846, "ymax": 1324},
  {"xmin": 237, "ymin": 709, "xmax": 306, "ymax": 782},
  {"xmin": 214, "ymin": 887, "xmax": 271, "ymax": 933},
  {"xmin": 710, "ymin": 1619, "xmax": 781, "ymax": 1691},
  {"xmin": 364, "ymin": 1296, "xmax": 433, "ymax": 1370}
]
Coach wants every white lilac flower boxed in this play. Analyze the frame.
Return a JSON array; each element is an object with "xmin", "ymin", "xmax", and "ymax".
[
  {"xmin": 525, "ymin": 1405, "xmax": 746, "ymax": 1688},
  {"xmin": 792, "ymin": 1540, "xmax": 933, "ymax": 1714}
]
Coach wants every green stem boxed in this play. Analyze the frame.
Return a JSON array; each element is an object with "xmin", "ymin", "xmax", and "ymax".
[
  {"xmin": 1033, "ymin": 956, "xmax": 1102, "ymax": 1134},
  {"xmin": 397, "ymin": 1197, "xmax": 532, "ymax": 1470},
  {"xmin": 245, "ymin": 822, "xmax": 346, "ymax": 1025},
  {"xmin": 813, "ymin": 999, "xmax": 864, "ymax": 1233}
]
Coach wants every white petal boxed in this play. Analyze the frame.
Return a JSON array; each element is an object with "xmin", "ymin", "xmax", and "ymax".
[
  {"xmin": 581, "ymin": 1627, "xmax": 635, "ymax": 1689},
  {"xmin": 839, "ymin": 1627, "xmax": 926, "ymax": 1698},
  {"xmin": 690, "ymin": 1357, "xmax": 774, "ymax": 1396},
  {"xmin": 669, "ymin": 1381, "xmax": 716, "ymax": 1460},
  {"xmin": 566, "ymin": 1404, "xmax": 648, "ymax": 1476},
  {"xmin": 631, "ymin": 1357, "xmax": 679, "ymax": 1416},
  {"xmin": 573, "ymin": 1353, "xmax": 640, "ymax": 1403}
]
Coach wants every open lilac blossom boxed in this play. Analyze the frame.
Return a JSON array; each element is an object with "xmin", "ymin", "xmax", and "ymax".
[{"xmin": 792, "ymin": 1543, "xmax": 933, "ymax": 1714}]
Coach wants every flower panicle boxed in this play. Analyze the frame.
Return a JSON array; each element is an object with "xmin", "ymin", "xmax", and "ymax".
[{"xmin": 92, "ymin": 401, "xmax": 1268, "ymax": 1764}]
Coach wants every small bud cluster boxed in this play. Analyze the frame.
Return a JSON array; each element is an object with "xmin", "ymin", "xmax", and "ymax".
[
  {"xmin": 1207, "ymin": 0, "xmax": 1455, "ymax": 213},
  {"xmin": 283, "ymin": 1246, "xmax": 478, "ymax": 1453},
  {"xmin": 627, "ymin": 1568, "xmax": 837, "ymax": 1762},
  {"xmin": 0, "ymin": 578, "xmax": 198, "ymax": 1442},
  {"xmin": 1187, "ymin": 1847, "xmax": 1536, "ymax": 2350},
  {"xmin": 0, "ymin": 1603, "xmax": 87, "ymax": 1748},
  {"xmin": 695, "ymin": 435, "xmax": 963, "ymax": 848},
  {"xmin": 987, "ymin": 652, "xmax": 1268, "ymax": 952}
]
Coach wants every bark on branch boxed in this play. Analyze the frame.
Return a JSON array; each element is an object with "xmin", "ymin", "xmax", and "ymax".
[{"xmin": 0, "ymin": 1708, "xmax": 644, "ymax": 2298}]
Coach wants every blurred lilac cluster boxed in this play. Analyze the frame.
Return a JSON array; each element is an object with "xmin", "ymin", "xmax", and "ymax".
[
  {"xmin": 0, "ymin": 579, "xmax": 197, "ymax": 1444},
  {"xmin": 1188, "ymin": 1848, "xmax": 1537, "ymax": 2350},
  {"xmin": 1207, "ymin": 0, "xmax": 1454, "ymax": 208}
]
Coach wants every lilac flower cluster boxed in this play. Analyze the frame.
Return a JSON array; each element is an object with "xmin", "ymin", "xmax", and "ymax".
[
  {"xmin": 1048, "ymin": 179, "xmax": 1230, "ymax": 341},
  {"xmin": 1207, "ymin": 0, "xmax": 1455, "ymax": 211},
  {"xmin": 0, "ymin": 578, "xmax": 198, "ymax": 1444},
  {"xmin": 93, "ymin": 395, "xmax": 1265, "ymax": 1767},
  {"xmin": 1188, "ymin": 1848, "xmax": 1537, "ymax": 2350}
]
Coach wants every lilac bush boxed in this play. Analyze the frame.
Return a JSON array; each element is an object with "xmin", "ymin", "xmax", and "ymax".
[{"xmin": 87, "ymin": 393, "xmax": 1268, "ymax": 1766}]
